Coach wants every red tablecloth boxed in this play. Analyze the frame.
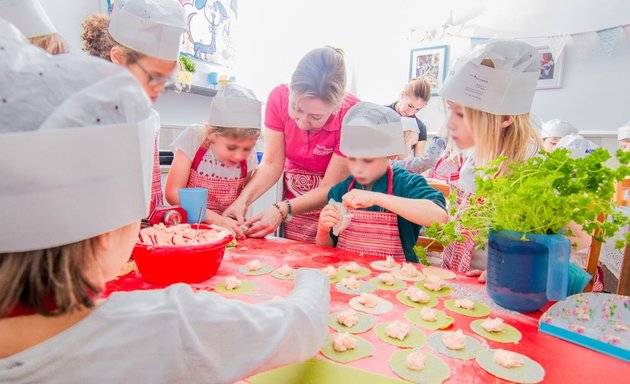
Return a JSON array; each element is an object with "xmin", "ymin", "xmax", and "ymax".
[{"xmin": 105, "ymin": 238, "xmax": 630, "ymax": 383}]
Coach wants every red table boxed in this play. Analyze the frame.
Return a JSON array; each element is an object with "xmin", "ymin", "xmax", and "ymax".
[{"xmin": 106, "ymin": 237, "xmax": 630, "ymax": 383}]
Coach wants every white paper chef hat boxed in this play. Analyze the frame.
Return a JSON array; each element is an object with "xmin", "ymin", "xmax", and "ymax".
[
  {"xmin": 440, "ymin": 40, "xmax": 539, "ymax": 115},
  {"xmin": 0, "ymin": 19, "xmax": 155, "ymax": 253},
  {"xmin": 208, "ymin": 84, "xmax": 262, "ymax": 129},
  {"xmin": 0, "ymin": 0, "xmax": 55, "ymax": 37},
  {"xmin": 555, "ymin": 134, "xmax": 599, "ymax": 159},
  {"xmin": 401, "ymin": 117, "xmax": 420, "ymax": 134},
  {"xmin": 108, "ymin": 0, "xmax": 186, "ymax": 61},
  {"xmin": 341, "ymin": 102, "xmax": 405, "ymax": 158},
  {"xmin": 618, "ymin": 121, "xmax": 630, "ymax": 141},
  {"xmin": 541, "ymin": 119, "xmax": 578, "ymax": 139}
]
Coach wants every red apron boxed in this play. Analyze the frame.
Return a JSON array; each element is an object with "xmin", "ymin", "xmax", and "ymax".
[
  {"xmin": 283, "ymin": 168, "xmax": 324, "ymax": 243},
  {"xmin": 149, "ymin": 133, "xmax": 164, "ymax": 213},
  {"xmin": 337, "ymin": 167, "xmax": 406, "ymax": 260},
  {"xmin": 186, "ymin": 145, "xmax": 248, "ymax": 214}
]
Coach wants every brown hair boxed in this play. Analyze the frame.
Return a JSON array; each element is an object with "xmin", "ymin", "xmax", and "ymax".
[
  {"xmin": 0, "ymin": 240, "xmax": 100, "ymax": 318},
  {"xmin": 81, "ymin": 13, "xmax": 143, "ymax": 63},
  {"xmin": 290, "ymin": 46, "xmax": 347, "ymax": 109},
  {"xmin": 28, "ymin": 33, "xmax": 69, "ymax": 55},
  {"xmin": 403, "ymin": 78, "xmax": 432, "ymax": 103},
  {"xmin": 205, "ymin": 124, "xmax": 260, "ymax": 142}
]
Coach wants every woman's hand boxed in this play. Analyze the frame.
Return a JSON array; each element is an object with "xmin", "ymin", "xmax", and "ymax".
[
  {"xmin": 318, "ymin": 204, "xmax": 341, "ymax": 229},
  {"xmin": 222, "ymin": 198, "xmax": 249, "ymax": 224},
  {"xmin": 466, "ymin": 269, "xmax": 487, "ymax": 284},
  {"xmin": 214, "ymin": 216, "xmax": 246, "ymax": 240},
  {"xmin": 244, "ymin": 206, "xmax": 284, "ymax": 238},
  {"xmin": 342, "ymin": 189, "xmax": 380, "ymax": 209}
]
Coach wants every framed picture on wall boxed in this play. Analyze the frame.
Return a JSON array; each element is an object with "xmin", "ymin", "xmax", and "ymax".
[
  {"xmin": 536, "ymin": 46, "xmax": 565, "ymax": 89},
  {"xmin": 409, "ymin": 45, "xmax": 448, "ymax": 96}
]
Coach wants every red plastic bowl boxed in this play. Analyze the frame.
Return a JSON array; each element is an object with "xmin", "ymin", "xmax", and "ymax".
[{"xmin": 133, "ymin": 224, "xmax": 233, "ymax": 285}]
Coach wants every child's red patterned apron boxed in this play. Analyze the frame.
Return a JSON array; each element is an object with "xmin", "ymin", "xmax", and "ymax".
[
  {"xmin": 283, "ymin": 168, "xmax": 324, "ymax": 243},
  {"xmin": 336, "ymin": 167, "xmax": 405, "ymax": 260},
  {"xmin": 149, "ymin": 133, "xmax": 163, "ymax": 213},
  {"xmin": 186, "ymin": 145, "xmax": 248, "ymax": 214}
]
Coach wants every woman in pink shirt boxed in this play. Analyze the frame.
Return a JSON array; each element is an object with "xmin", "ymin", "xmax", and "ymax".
[{"xmin": 224, "ymin": 46, "xmax": 359, "ymax": 243}]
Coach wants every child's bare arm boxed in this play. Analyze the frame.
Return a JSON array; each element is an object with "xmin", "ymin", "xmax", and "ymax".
[
  {"xmin": 316, "ymin": 204, "xmax": 341, "ymax": 247},
  {"xmin": 342, "ymin": 189, "xmax": 448, "ymax": 227}
]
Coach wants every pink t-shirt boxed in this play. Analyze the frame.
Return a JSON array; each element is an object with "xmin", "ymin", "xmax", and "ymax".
[{"xmin": 265, "ymin": 84, "xmax": 360, "ymax": 175}]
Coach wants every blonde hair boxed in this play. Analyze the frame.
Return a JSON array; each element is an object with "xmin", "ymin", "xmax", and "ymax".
[
  {"xmin": 0, "ymin": 240, "xmax": 100, "ymax": 317},
  {"xmin": 403, "ymin": 78, "xmax": 432, "ymax": 103},
  {"xmin": 290, "ymin": 46, "xmax": 347, "ymax": 109},
  {"xmin": 28, "ymin": 33, "xmax": 69, "ymax": 55},
  {"xmin": 464, "ymin": 108, "xmax": 541, "ymax": 175},
  {"xmin": 205, "ymin": 124, "xmax": 260, "ymax": 143},
  {"xmin": 81, "ymin": 13, "xmax": 144, "ymax": 63}
]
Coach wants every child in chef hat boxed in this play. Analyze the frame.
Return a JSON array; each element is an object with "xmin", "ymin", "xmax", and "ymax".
[
  {"xmin": 541, "ymin": 119, "xmax": 579, "ymax": 152},
  {"xmin": 619, "ymin": 121, "xmax": 630, "ymax": 151},
  {"xmin": 165, "ymin": 84, "xmax": 261, "ymax": 239},
  {"xmin": 436, "ymin": 40, "xmax": 543, "ymax": 278},
  {"xmin": 0, "ymin": 22, "xmax": 329, "ymax": 384},
  {"xmin": 0, "ymin": 0, "xmax": 68, "ymax": 54},
  {"xmin": 316, "ymin": 102, "xmax": 448, "ymax": 262},
  {"xmin": 81, "ymin": 0, "xmax": 188, "ymax": 213}
]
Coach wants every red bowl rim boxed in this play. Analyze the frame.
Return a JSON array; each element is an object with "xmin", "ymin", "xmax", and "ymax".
[{"xmin": 135, "ymin": 223, "xmax": 234, "ymax": 251}]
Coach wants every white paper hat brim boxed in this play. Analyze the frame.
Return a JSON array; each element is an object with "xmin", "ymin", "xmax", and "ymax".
[
  {"xmin": 341, "ymin": 122, "xmax": 406, "ymax": 158},
  {"xmin": 208, "ymin": 97, "xmax": 262, "ymax": 129},
  {"xmin": 401, "ymin": 117, "xmax": 420, "ymax": 133},
  {"xmin": 0, "ymin": 0, "xmax": 56, "ymax": 37},
  {"xmin": 618, "ymin": 125, "xmax": 630, "ymax": 141},
  {"xmin": 109, "ymin": 4, "xmax": 185, "ymax": 61},
  {"xmin": 0, "ymin": 115, "xmax": 156, "ymax": 253},
  {"xmin": 440, "ymin": 61, "xmax": 538, "ymax": 115},
  {"xmin": 541, "ymin": 122, "xmax": 578, "ymax": 139}
]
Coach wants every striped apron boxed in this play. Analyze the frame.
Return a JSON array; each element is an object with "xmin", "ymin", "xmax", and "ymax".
[
  {"xmin": 186, "ymin": 145, "xmax": 247, "ymax": 214},
  {"xmin": 337, "ymin": 167, "xmax": 405, "ymax": 260},
  {"xmin": 149, "ymin": 132, "xmax": 164, "ymax": 213},
  {"xmin": 283, "ymin": 168, "xmax": 324, "ymax": 243}
]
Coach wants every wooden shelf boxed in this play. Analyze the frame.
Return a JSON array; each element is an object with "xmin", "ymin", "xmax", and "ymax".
[{"xmin": 164, "ymin": 84, "xmax": 217, "ymax": 97}]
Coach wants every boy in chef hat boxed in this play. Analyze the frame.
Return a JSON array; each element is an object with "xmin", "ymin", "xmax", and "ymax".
[
  {"xmin": 81, "ymin": 0, "xmax": 187, "ymax": 213},
  {"xmin": 0, "ymin": 21, "xmax": 329, "ymax": 384},
  {"xmin": 316, "ymin": 102, "xmax": 448, "ymax": 262},
  {"xmin": 437, "ymin": 40, "xmax": 542, "ymax": 277},
  {"xmin": 0, "ymin": 0, "xmax": 68, "ymax": 54},
  {"xmin": 541, "ymin": 119, "xmax": 579, "ymax": 152},
  {"xmin": 165, "ymin": 84, "xmax": 261, "ymax": 239},
  {"xmin": 619, "ymin": 121, "xmax": 630, "ymax": 151}
]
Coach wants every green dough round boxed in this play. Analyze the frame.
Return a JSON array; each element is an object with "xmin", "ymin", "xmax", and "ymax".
[
  {"xmin": 327, "ymin": 312, "xmax": 375, "ymax": 334},
  {"xmin": 326, "ymin": 271, "xmax": 344, "ymax": 283},
  {"xmin": 215, "ymin": 280, "xmax": 255, "ymax": 295},
  {"xmin": 415, "ymin": 282, "xmax": 452, "ymax": 297},
  {"xmin": 392, "ymin": 269, "xmax": 425, "ymax": 282},
  {"xmin": 238, "ymin": 264, "xmax": 272, "ymax": 276},
  {"xmin": 427, "ymin": 331, "xmax": 483, "ymax": 360},
  {"xmin": 476, "ymin": 349, "xmax": 545, "ymax": 383},
  {"xmin": 320, "ymin": 334, "xmax": 374, "ymax": 363},
  {"xmin": 389, "ymin": 350, "xmax": 451, "ymax": 384},
  {"xmin": 404, "ymin": 308, "xmax": 454, "ymax": 331},
  {"xmin": 421, "ymin": 266, "xmax": 456, "ymax": 280},
  {"xmin": 369, "ymin": 260, "xmax": 400, "ymax": 271},
  {"xmin": 395, "ymin": 291, "xmax": 438, "ymax": 309},
  {"xmin": 271, "ymin": 269, "xmax": 295, "ymax": 280},
  {"xmin": 374, "ymin": 322, "xmax": 427, "ymax": 348},
  {"xmin": 369, "ymin": 277, "xmax": 406, "ymax": 291},
  {"xmin": 341, "ymin": 265, "xmax": 371, "ymax": 277},
  {"xmin": 349, "ymin": 296, "xmax": 393, "ymax": 315},
  {"xmin": 471, "ymin": 319, "xmax": 522, "ymax": 343},
  {"xmin": 443, "ymin": 299, "xmax": 491, "ymax": 318},
  {"xmin": 335, "ymin": 281, "xmax": 376, "ymax": 295}
]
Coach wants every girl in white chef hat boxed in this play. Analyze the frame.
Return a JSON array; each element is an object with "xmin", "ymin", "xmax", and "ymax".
[
  {"xmin": 81, "ymin": 0, "xmax": 187, "ymax": 213},
  {"xmin": 0, "ymin": 0, "xmax": 68, "ymax": 54},
  {"xmin": 165, "ymin": 84, "xmax": 262, "ymax": 239},
  {"xmin": 541, "ymin": 118, "xmax": 579, "ymax": 152},
  {"xmin": 619, "ymin": 121, "xmax": 630, "ymax": 151},
  {"xmin": 0, "ymin": 22, "xmax": 329, "ymax": 384},
  {"xmin": 437, "ymin": 40, "xmax": 543, "ymax": 279}
]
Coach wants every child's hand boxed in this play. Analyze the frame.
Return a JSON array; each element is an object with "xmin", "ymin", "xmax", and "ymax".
[
  {"xmin": 342, "ymin": 189, "xmax": 380, "ymax": 209},
  {"xmin": 223, "ymin": 198, "xmax": 248, "ymax": 224},
  {"xmin": 318, "ymin": 204, "xmax": 341, "ymax": 229},
  {"xmin": 215, "ymin": 216, "xmax": 246, "ymax": 240},
  {"xmin": 466, "ymin": 269, "xmax": 487, "ymax": 284}
]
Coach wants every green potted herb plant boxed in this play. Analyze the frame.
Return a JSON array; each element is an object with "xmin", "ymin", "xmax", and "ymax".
[
  {"xmin": 417, "ymin": 148, "xmax": 629, "ymax": 312},
  {"xmin": 177, "ymin": 55, "xmax": 196, "ymax": 91}
]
